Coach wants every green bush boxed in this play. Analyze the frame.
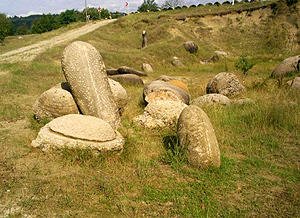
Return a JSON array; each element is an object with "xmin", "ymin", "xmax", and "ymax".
[
  {"xmin": 0, "ymin": 13, "xmax": 12, "ymax": 44},
  {"xmin": 235, "ymin": 55, "xmax": 254, "ymax": 75}
]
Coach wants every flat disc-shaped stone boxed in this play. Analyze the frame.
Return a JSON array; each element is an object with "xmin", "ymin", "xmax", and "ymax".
[{"xmin": 49, "ymin": 114, "xmax": 116, "ymax": 142}]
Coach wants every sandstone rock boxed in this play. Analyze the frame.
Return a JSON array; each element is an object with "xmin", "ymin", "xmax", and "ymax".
[
  {"xmin": 271, "ymin": 55, "xmax": 300, "ymax": 85},
  {"xmin": 134, "ymin": 100, "xmax": 187, "ymax": 129},
  {"xmin": 109, "ymin": 74, "xmax": 144, "ymax": 86},
  {"xmin": 142, "ymin": 63, "xmax": 154, "ymax": 73},
  {"xmin": 214, "ymin": 50, "xmax": 228, "ymax": 57},
  {"xmin": 144, "ymin": 80, "xmax": 190, "ymax": 104},
  {"xmin": 206, "ymin": 72, "xmax": 245, "ymax": 97},
  {"xmin": 287, "ymin": 77, "xmax": 300, "ymax": 89},
  {"xmin": 108, "ymin": 78, "xmax": 128, "ymax": 113},
  {"xmin": 177, "ymin": 105, "xmax": 221, "ymax": 168},
  {"xmin": 117, "ymin": 66, "xmax": 148, "ymax": 77},
  {"xmin": 32, "ymin": 114, "xmax": 124, "ymax": 152},
  {"xmin": 191, "ymin": 94, "xmax": 231, "ymax": 107},
  {"xmin": 33, "ymin": 86, "xmax": 79, "ymax": 120},
  {"xmin": 171, "ymin": 56, "xmax": 184, "ymax": 67},
  {"xmin": 61, "ymin": 41, "xmax": 120, "ymax": 129},
  {"xmin": 183, "ymin": 41, "xmax": 198, "ymax": 53},
  {"xmin": 167, "ymin": 80, "xmax": 189, "ymax": 92}
]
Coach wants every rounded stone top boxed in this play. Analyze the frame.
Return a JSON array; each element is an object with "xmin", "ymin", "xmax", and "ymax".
[{"xmin": 48, "ymin": 114, "xmax": 116, "ymax": 142}]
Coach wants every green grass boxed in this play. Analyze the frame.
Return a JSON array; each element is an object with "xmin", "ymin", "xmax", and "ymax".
[{"xmin": 0, "ymin": 1, "xmax": 299, "ymax": 217}]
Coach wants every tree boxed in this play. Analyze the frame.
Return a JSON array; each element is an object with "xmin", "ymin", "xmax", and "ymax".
[
  {"xmin": 162, "ymin": 0, "xmax": 184, "ymax": 8},
  {"xmin": 0, "ymin": 13, "xmax": 12, "ymax": 44},
  {"xmin": 59, "ymin": 9, "xmax": 79, "ymax": 25},
  {"xmin": 138, "ymin": 0, "xmax": 159, "ymax": 12}
]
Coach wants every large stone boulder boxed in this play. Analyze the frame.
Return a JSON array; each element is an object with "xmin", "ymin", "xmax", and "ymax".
[
  {"xmin": 109, "ymin": 74, "xmax": 144, "ymax": 86},
  {"xmin": 271, "ymin": 55, "xmax": 300, "ymax": 84},
  {"xmin": 206, "ymin": 72, "xmax": 245, "ymax": 97},
  {"xmin": 117, "ymin": 66, "xmax": 148, "ymax": 77},
  {"xmin": 155, "ymin": 75, "xmax": 189, "ymax": 92},
  {"xmin": 177, "ymin": 105, "xmax": 221, "ymax": 168},
  {"xmin": 191, "ymin": 94, "xmax": 231, "ymax": 107},
  {"xmin": 144, "ymin": 80, "xmax": 190, "ymax": 104},
  {"xmin": 108, "ymin": 78, "xmax": 128, "ymax": 113},
  {"xmin": 183, "ymin": 41, "xmax": 198, "ymax": 53},
  {"xmin": 61, "ymin": 41, "xmax": 120, "ymax": 129},
  {"xmin": 33, "ymin": 86, "xmax": 79, "ymax": 120},
  {"xmin": 142, "ymin": 63, "xmax": 154, "ymax": 73},
  {"xmin": 287, "ymin": 77, "xmax": 300, "ymax": 90},
  {"xmin": 134, "ymin": 100, "xmax": 187, "ymax": 129},
  {"xmin": 32, "ymin": 114, "xmax": 124, "ymax": 152}
]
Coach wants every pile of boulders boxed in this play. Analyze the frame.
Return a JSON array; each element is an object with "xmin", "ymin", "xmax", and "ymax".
[{"xmin": 32, "ymin": 41, "xmax": 127, "ymax": 152}]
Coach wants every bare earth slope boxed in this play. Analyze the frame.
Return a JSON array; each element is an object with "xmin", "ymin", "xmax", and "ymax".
[{"xmin": 0, "ymin": 19, "xmax": 116, "ymax": 63}]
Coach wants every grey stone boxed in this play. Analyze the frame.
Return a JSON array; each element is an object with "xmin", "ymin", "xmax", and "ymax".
[
  {"xmin": 183, "ymin": 41, "xmax": 198, "ymax": 53},
  {"xmin": 171, "ymin": 56, "xmax": 184, "ymax": 67},
  {"xmin": 177, "ymin": 105, "xmax": 221, "ymax": 168},
  {"xmin": 61, "ymin": 41, "xmax": 120, "ymax": 129},
  {"xmin": 191, "ymin": 94, "xmax": 231, "ymax": 107},
  {"xmin": 117, "ymin": 66, "xmax": 148, "ymax": 77},
  {"xmin": 206, "ymin": 72, "xmax": 245, "ymax": 97},
  {"xmin": 108, "ymin": 78, "xmax": 128, "ymax": 113},
  {"xmin": 287, "ymin": 77, "xmax": 300, "ymax": 89},
  {"xmin": 109, "ymin": 74, "xmax": 144, "ymax": 86},
  {"xmin": 142, "ymin": 63, "xmax": 154, "ymax": 73}
]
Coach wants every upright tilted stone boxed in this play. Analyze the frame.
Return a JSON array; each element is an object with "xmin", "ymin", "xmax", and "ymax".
[
  {"xmin": 61, "ymin": 41, "xmax": 120, "ymax": 129},
  {"xmin": 177, "ymin": 105, "xmax": 221, "ymax": 168}
]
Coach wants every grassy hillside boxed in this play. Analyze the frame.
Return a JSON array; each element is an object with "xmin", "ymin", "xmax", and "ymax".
[{"xmin": 0, "ymin": 1, "xmax": 299, "ymax": 216}]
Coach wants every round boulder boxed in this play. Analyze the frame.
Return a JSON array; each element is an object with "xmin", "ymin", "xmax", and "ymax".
[
  {"xmin": 33, "ymin": 86, "xmax": 79, "ymax": 120},
  {"xmin": 108, "ymin": 78, "xmax": 128, "ymax": 113},
  {"xmin": 171, "ymin": 56, "xmax": 184, "ymax": 67},
  {"xmin": 31, "ymin": 114, "xmax": 124, "ymax": 152},
  {"xmin": 183, "ymin": 41, "xmax": 198, "ymax": 53},
  {"xmin": 134, "ymin": 100, "xmax": 188, "ymax": 129},
  {"xmin": 177, "ymin": 105, "xmax": 221, "ymax": 168},
  {"xmin": 144, "ymin": 80, "xmax": 190, "ymax": 104},
  {"xmin": 206, "ymin": 72, "xmax": 245, "ymax": 97},
  {"xmin": 191, "ymin": 94, "xmax": 231, "ymax": 107},
  {"xmin": 271, "ymin": 55, "xmax": 300, "ymax": 84}
]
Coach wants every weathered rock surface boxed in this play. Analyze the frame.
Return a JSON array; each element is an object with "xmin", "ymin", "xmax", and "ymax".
[
  {"xmin": 61, "ymin": 41, "xmax": 120, "ymax": 129},
  {"xmin": 191, "ymin": 94, "xmax": 231, "ymax": 107},
  {"xmin": 177, "ymin": 105, "xmax": 221, "ymax": 168},
  {"xmin": 171, "ymin": 56, "xmax": 184, "ymax": 67},
  {"xmin": 206, "ymin": 72, "xmax": 245, "ymax": 97},
  {"xmin": 183, "ymin": 41, "xmax": 198, "ymax": 53},
  {"xmin": 109, "ymin": 74, "xmax": 144, "ymax": 86},
  {"xmin": 117, "ymin": 66, "xmax": 148, "ymax": 77},
  {"xmin": 287, "ymin": 77, "xmax": 300, "ymax": 89},
  {"xmin": 144, "ymin": 80, "xmax": 190, "ymax": 104},
  {"xmin": 106, "ymin": 68, "xmax": 119, "ymax": 75},
  {"xmin": 142, "ymin": 63, "xmax": 154, "ymax": 73},
  {"xmin": 32, "ymin": 114, "xmax": 124, "ymax": 152},
  {"xmin": 271, "ymin": 55, "xmax": 300, "ymax": 82},
  {"xmin": 134, "ymin": 100, "xmax": 187, "ymax": 129},
  {"xmin": 108, "ymin": 78, "xmax": 128, "ymax": 113},
  {"xmin": 33, "ymin": 86, "xmax": 79, "ymax": 120}
]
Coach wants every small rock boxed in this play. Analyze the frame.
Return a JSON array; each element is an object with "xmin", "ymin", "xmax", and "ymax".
[
  {"xmin": 183, "ymin": 41, "xmax": 198, "ymax": 53},
  {"xmin": 177, "ymin": 105, "xmax": 221, "ymax": 168},
  {"xmin": 191, "ymin": 94, "xmax": 231, "ymax": 107},
  {"xmin": 287, "ymin": 77, "xmax": 300, "ymax": 89},
  {"xmin": 171, "ymin": 56, "xmax": 184, "ymax": 67},
  {"xmin": 142, "ymin": 63, "xmax": 154, "ymax": 73},
  {"xmin": 117, "ymin": 66, "xmax": 148, "ymax": 77},
  {"xmin": 206, "ymin": 72, "xmax": 245, "ymax": 97},
  {"xmin": 109, "ymin": 74, "xmax": 144, "ymax": 86},
  {"xmin": 108, "ymin": 79, "xmax": 128, "ymax": 113}
]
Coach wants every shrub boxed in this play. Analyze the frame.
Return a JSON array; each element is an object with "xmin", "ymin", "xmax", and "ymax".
[{"xmin": 235, "ymin": 56, "xmax": 254, "ymax": 75}]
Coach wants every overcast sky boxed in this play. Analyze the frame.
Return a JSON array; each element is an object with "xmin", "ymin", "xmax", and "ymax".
[{"xmin": 0, "ymin": 0, "xmax": 209, "ymax": 17}]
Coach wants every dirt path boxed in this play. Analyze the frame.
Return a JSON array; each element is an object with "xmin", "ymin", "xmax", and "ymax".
[{"xmin": 0, "ymin": 19, "xmax": 116, "ymax": 63}]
